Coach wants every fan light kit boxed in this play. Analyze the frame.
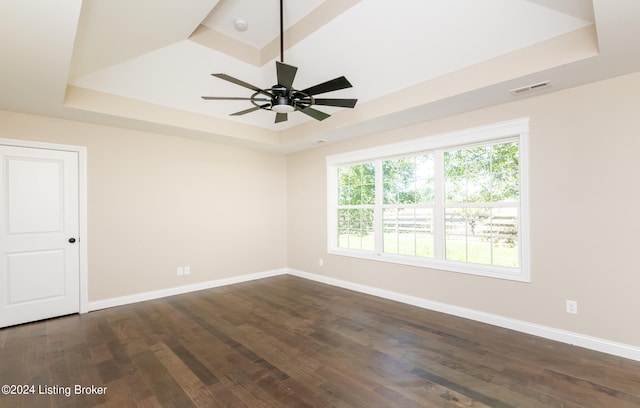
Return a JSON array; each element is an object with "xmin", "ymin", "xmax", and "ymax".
[
  {"xmin": 202, "ymin": 0, "xmax": 357, "ymax": 123},
  {"xmin": 272, "ymin": 103, "xmax": 295, "ymax": 113}
]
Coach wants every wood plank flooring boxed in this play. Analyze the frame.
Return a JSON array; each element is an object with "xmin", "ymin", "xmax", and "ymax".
[{"xmin": 1, "ymin": 275, "xmax": 639, "ymax": 407}]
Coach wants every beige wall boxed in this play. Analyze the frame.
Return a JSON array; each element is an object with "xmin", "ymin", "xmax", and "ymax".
[
  {"xmin": 2, "ymin": 71, "xmax": 639, "ymax": 348},
  {"xmin": 287, "ymin": 71, "xmax": 640, "ymax": 347},
  {"xmin": 0, "ymin": 111, "xmax": 287, "ymax": 301}
]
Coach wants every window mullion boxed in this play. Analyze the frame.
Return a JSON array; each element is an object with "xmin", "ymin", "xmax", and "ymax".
[
  {"xmin": 433, "ymin": 150, "xmax": 445, "ymax": 260},
  {"xmin": 374, "ymin": 159, "xmax": 383, "ymax": 255}
]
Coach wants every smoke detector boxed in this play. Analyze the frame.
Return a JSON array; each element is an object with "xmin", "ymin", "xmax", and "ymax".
[{"xmin": 234, "ymin": 18, "xmax": 248, "ymax": 31}]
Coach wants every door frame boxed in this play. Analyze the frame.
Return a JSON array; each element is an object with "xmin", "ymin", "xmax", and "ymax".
[{"xmin": 0, "ymin": 137, "xmax": 88, "ymax": 313}]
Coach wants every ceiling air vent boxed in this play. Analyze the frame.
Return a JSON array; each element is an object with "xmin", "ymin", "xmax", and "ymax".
[{"xmin": 510, "ymin": 80, "xmax": 550, "ymax": 96}]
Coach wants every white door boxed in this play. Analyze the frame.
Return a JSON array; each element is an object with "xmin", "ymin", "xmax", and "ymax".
[{"xmin": 0, "ymin": 145, "xmax": 80, "ymax": 327}]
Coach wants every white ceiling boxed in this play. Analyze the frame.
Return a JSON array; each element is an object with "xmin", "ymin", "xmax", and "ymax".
[
  {"xmin": 201, "ymin": 0, "xmax": 326, "ymax": 48},
  {"xmin": 1, "ymin": 0, "xmax": 640, "ymax": 153}
]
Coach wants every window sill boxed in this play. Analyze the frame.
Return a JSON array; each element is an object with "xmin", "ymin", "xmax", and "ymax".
[{"xmin": 328, "ymin": 248, "xmax": 531, "ymax": 282}]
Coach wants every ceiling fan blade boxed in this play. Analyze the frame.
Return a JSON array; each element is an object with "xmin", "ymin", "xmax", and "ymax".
[
  {"xmin": 300, "ymin": 106, "xmax": 330, "ymax": 121},
  {"xmin": 312, "ymin": 98, "xmax": 358, "ymax": 108},
  {"xmin": 201, "ymin": 96, "xmax": 270, "ymax": 101},
  {"xmin": 300, "ymin": 76, "xmax": 352, "ymax": 96},
  {"xmin": 276, "ymin": 61, "xmax": 298, "ymax": 90},
  {"xmin": 212, "ymin": 73, "xmax": 273, "ymax": 98},
  {"xmin": 231, "ymin": 104, "xmax": 269, "ymax": 116},
  {"xmin": 275, "ymin": 113, "xmax": 288, "ymax": 123}
]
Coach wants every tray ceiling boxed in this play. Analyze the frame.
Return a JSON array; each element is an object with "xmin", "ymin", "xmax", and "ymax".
[{"xmin": 2, "ymin": 0, "xmax": 640, "ymax": 152}]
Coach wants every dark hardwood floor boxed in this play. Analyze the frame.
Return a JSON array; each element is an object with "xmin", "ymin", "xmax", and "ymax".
[{"xmin": 1, "ymin": 275, "xmax": 639, "ymax": 407}]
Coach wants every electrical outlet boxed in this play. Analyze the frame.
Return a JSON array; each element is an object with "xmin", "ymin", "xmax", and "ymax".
[
  {"xmin": 566, "ymin": 300, "xmax": 578, "ymax": 314},
  {"xmin": 177, "ymin": 267, "xmax": 184, "ymax": 276},
  {"xmin": 184, "ymin": 266, "xmax": 190, "ymax": 275}
]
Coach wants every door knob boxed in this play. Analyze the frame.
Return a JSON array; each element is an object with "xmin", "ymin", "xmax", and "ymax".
[{"xmin": 68, "ymin": 237, "xmax": 76, "ymax": 243}]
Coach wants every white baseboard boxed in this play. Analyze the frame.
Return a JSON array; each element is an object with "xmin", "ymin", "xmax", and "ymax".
[
  {"xmin": 86, "ymin": 266, "xmax": 640, "ymax": 362},
  {"xmin": 87, "ymin": 268, "xmax": 287, "ymax": 312},
  {"xmin": 286, "ymin": 268, "xmax": 640, "ymax": 362}
]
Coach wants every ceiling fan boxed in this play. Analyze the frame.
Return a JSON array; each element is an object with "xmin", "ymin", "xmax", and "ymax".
[{"xmin": 201, "ymin": 0, "xmax": 357, "ymax": 123}]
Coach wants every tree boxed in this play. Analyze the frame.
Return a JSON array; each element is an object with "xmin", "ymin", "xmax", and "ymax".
[
  {"xmin": 382, "ymin": 154, "xmax": 434, "ymax": 205},
  {"xmin": 444, "ymin": 141, "xmax": 519, "ymax": 247},
  {"xmin": 444, "ymin": 141, "xmax": 519, "ymax": 203},
  {"xmin": 337, "ymin": 164, "xmax": 375, "ymax": 247}
]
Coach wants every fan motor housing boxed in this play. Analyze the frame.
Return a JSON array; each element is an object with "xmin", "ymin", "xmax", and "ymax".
[{"xmin": 201, "ymin": 1, "xmax": 356, "ymax": 123}]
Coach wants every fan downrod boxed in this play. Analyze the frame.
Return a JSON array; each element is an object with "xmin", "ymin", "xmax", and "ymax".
[{"xmin": 201, "ymin": 1, "xmax": 357, "ymax": 123}]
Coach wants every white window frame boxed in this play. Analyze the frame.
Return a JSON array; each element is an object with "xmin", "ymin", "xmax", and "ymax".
[{"xmin": 327, "ymin": 118, "xmax": 530, "ymax": 282}]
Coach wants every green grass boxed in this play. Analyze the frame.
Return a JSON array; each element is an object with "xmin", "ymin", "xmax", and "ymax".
[
  {"xmin": 445, "ymin": 238, "xmax": 518, "ymax": 267},
  {"xmin": 338, "ymin": 233, "xmax": 518, "ymax": 267}
]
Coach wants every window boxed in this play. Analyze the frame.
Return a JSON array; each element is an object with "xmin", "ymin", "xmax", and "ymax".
[
  {"xmin": 382, "ymin": 154, "xmax": 435, "ymax": 257},
  {"xmin": 327, "ymin": 119, "xmax": 530, "ymax": 281},
  {"xmin": 443, "ymin": 141, "xmax": 520, "ymax": 268},
  {"xmin": 337, "ymin": 163, "xmax": 375, "ymax": 251}
]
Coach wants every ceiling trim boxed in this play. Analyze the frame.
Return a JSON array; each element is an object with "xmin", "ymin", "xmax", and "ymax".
[
  {"xmin": 190, "ymin": 0, "xmax": 361, "ymax": 67},
  {"xmin": 64, "ymin": 86, "xmax": 281, "ymax": 148},
  {"xmin": 63, "ymin": 23, "xmax": 598, "ymax": 154},
  {"xmin": 70, "ymin": 0, "xmax": 219, "ymax": 79},
  {"xmin": 190, "ymin": 25, "xmax": 261, "ymax": 66},
  {"xmin": 523, "ymin": 0, "xmax": 595, "ymax": 22},
  {"xmin": 277, "ymin": 25, "xmax": 599, "ymax": 149}
]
